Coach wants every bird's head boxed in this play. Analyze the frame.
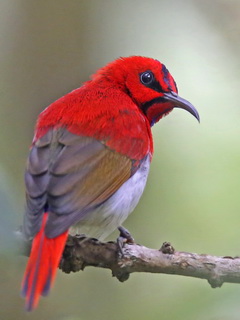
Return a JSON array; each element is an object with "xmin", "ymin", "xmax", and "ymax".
[{"xmin": 93, "ymin": 56, "xmax": 199, "ymax": 126}]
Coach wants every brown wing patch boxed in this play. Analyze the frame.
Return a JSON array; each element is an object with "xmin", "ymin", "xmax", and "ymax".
[
  {"xmin": 24, "ymin": 128, "xmax": 133, "ymax": 238},
  {"xmin": 47, "ymin": 131, "xmax": 132, "ymax": 212}
]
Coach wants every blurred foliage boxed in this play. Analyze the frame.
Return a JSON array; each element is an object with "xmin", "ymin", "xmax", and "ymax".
[
  {"xmin": 0, "ymin": 168, "xmax": 16, "ymax": 253},
  {"xmin": 1, "ymin": 0, "xmax": 240, "ymax": 319}
]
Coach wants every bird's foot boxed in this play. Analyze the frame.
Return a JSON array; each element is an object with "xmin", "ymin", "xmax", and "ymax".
[{"xmin": 117, "ymin": 226, "xmax": 135, "ymax": 256}]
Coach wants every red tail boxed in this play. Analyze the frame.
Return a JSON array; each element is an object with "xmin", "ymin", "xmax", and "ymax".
[{"xmin": 21, "ymin": 213, "xmax": 68, "ymax": 311}]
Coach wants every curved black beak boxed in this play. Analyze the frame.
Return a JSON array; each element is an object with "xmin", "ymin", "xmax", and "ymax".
[{"xmin": 164, "ymin": 91, "xmax": 200, "ymax": 122}]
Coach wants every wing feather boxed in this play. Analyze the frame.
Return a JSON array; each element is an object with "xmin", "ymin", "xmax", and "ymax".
[{"xmin": 24, "ymin": 128, "xmax": 134, "ymax": 238}]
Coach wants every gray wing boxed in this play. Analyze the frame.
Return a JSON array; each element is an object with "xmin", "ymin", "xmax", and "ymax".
[{"xmin": 23, "ymin": 128, "xmax": 134, "ymax": 239}]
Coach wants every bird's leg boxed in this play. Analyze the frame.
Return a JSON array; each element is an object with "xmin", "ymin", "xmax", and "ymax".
[{"xmin": 117, "ymin": 226, "xmax": 135, "ymax": 256}]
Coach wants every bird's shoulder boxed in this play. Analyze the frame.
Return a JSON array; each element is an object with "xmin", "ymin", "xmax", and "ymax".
[{"xmin": 35, "ymin": 85, "xmax": 153, "ymax": 160}]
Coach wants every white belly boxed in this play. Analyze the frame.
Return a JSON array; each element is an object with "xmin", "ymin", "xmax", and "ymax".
[{"xmin": 70, "ymin": 156, "xmax": 150, "ymax": 240}]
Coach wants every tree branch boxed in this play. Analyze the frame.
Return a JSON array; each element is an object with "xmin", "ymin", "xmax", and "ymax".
[{"xmin": 18, "ymin": 232, "xmax": 240, "ymax": 287}]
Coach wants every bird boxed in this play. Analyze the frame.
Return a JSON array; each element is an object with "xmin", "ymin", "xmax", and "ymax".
[{"xmin": 21, "ymin": 56, "xmax": 199, "ymax": 311}]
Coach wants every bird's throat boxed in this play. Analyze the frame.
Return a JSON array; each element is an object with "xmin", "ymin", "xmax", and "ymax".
[
  {"xmin": 141, "ymin": 97, "xmax": 173, "ymax": 126},
  {"xmin": 141, "ymin": 97, "xmax": 166, "ymax": 115}
]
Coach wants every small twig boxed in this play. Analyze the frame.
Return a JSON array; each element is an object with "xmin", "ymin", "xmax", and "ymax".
[{"xmin": 18, "ymin": 233, "xmax": 240, "ymax": 287}]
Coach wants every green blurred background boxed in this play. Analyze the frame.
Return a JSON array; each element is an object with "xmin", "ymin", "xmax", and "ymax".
[{"xmin": 1, "ymin": 0, "xmax": 240, "ymax": 319}]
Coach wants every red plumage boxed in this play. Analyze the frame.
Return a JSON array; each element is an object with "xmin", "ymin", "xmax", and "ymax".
[
  {"xmin": 21, "ymin": 56, "xmax": 199, "ymax": 311},
  {"xmin": 34, "ymin": 84, "xmax": 153, "ymax": 160},
  {"xmin": 21, "ymin": 213, "xmax": 68, "ymax": 311}
]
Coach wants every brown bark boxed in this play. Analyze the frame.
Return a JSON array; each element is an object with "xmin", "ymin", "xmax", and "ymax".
[
  {"xmin": 54, "ymin": 235, "xmax": 240, "ymax": 287},
  {"xmin": 17, "ymin": 230, "xmax": 240, "ymax": 287}
]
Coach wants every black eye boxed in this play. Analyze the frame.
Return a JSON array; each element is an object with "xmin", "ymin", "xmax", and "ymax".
[{"xmin": 140, "ymin": 71, "xmax": 154, "ymax": 85}]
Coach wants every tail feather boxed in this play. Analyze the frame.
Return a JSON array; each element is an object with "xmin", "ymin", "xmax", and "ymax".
[{"xmin": 21, "ymin": 212, "xmax": 68, "ymax": 311}]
